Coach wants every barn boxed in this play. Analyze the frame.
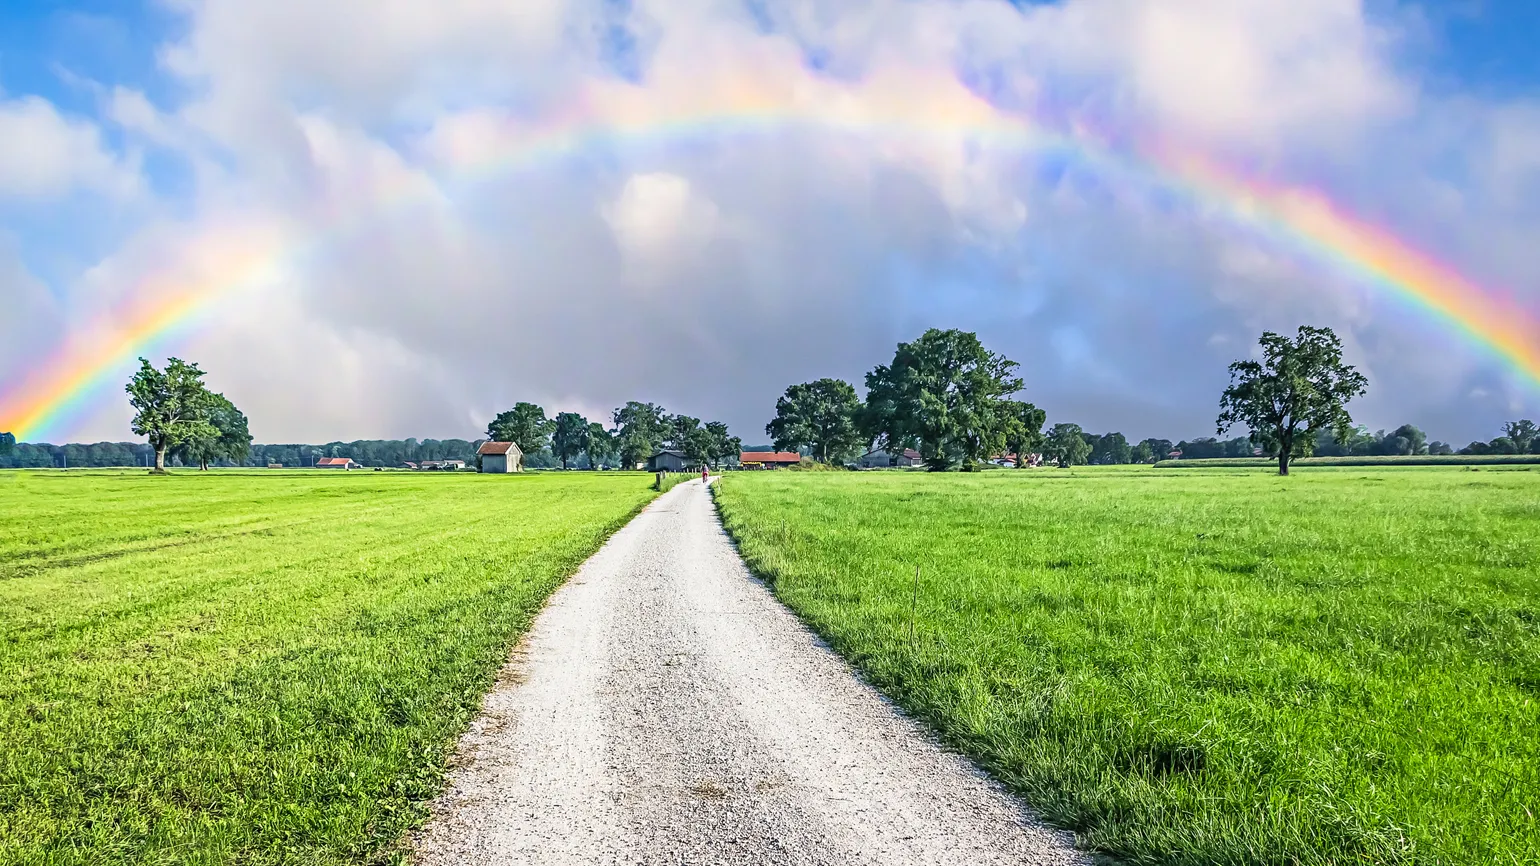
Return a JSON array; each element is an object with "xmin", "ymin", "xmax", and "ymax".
[
  {"xmin": 478, "ymin": 441, "xmax": 524, "ymax": 473},
  {"xmin": 648, "ymin": 449, "xmax": 695, "ymax": 472},
  {"xmin": 316, "ymin": 457, "xmax": 360, "ymax": 470}
]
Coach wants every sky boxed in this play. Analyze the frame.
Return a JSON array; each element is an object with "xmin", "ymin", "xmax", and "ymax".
[{"xmin": 1, "ymin": 0, "xmax": 1538, "ymax": 447}]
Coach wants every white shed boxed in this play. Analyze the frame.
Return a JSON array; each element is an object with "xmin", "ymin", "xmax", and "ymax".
[{"xmin": 478, "ymin": 441, "xmax": 524, "ymax": 473}]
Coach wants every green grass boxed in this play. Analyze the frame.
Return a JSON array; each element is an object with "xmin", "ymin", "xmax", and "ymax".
[
  {"xmin": 1155, "ymin": 454, "xmax": 1540, "ymax": 468},
  {"xmin": 0, "ymin": 469, "xmax": 655, "ymax": 865},
  {"xmin": 715, "ymin": 466, "xmax": 1540, "ymax": 865}
]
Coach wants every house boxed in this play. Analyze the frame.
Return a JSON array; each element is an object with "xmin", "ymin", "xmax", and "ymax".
[
  {"xmin": 400, "ymin": 462, "xmax": 418, "ymax": 470},
  {"xmin": 857, "ymin": 448, "xmax": 923, "ymax": 468},
  {"xmin": 267, "ymin": 463, "xmax": 284, "ymax": 469},
  {"xmin": 648, "ymin": 449, "xmax": 696, "ymax": 472},
  {"xmin": 316, "ymin": 457, "xmax": 360, "ymax": 470},
  {"xmin": 739, "ymin": 451, "xmax": 803, "ymax": 469},
  {"xmin": 478, "ymin": 441, "xmax": 524, "ymax": 473}
]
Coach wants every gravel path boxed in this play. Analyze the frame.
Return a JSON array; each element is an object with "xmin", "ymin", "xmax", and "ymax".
[{"xmin": 412, "ymin": 479, "xmax": 1087, "ymax": 865}]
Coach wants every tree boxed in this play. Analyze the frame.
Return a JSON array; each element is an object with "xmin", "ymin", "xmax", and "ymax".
[
  {"xmin": 487, "ymin": 402, "xmax": 554, "ymax": 455},
  {"xmin": 863, "ymin": 328, "xmax": 1023, "ymax": 471},
  {"xmin": 1428, "ymin": 441, "xmax": 1454, "ymax": 456},
  {"xmin": 0, "ymin": 432, "xmax": 13, "ymax": 456},
  {"xmin": 1001, "ymin": 401, "xmax": 1047, "ymax": 467},
  {"xmin": 1217, "ymin": 326, "xmax": 1369, "ymax": 476},
  {"xmin": 1502, "ymin": 420, "xmax": 1538, "ymax": 455},
  {"xmin": 703, "ymin": 421, "xmax": 741, "ymax": 468},
  {"xmin": 1090, "ymin": 432, "xmax": 1133, "ymax": 465},
  {"xmin": 1387, "ymin": 423, "xmax": 1427, "ymax": 456},
  {"xmin": 585, "ymin": 423, "xmax": 616, "ymax": 468},
  {"xmin": 550, "ymin": 412, "xmax": 591, "ymax": 470},
  {"xmin": 1487, "ymin": 436, "xmax": 1520, "ymax": 455},
  {"xmin": 1043, "ymin": 423, "xmax": 1092, "ymax": 467},
  {"xmin": 1137, "ymin": 438, "xmax": 1174, "ymax": 463},
  {"xmin": 765, "ymin": 378, "xmax": 864, "ymax": 464},
  {"xmin": 127, "ymin": 357, "xmax": 218, "ymax": 473},
  {"xmin": 172, "ymin": 393, "xmax": 252, "ymax": 470},
  {"xmin": 612, "ymin": 402, "xmax": 669, "ymax": 469},
  {"xmin": 665, "ymin": 415, "xmax": 716, "ymax": 467}
]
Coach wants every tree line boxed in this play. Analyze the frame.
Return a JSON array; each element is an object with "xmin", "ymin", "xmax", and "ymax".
[{"xmin": 484, "ymin": 401, "xmax": 741, "ymax": 470}]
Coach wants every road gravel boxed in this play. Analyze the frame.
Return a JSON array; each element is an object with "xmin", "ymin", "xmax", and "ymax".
[{"xmin": 413, "ymin": 478, "xmax": 1087, "ymax": 865}]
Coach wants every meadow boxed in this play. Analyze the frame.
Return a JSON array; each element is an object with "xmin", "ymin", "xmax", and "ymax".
[
  {"xmin": 716, "ymin": 466, "xmax": 1540, "ymax": 866},
  {"xmin": 0, "ymin": 470, "xmax": 655, "ymax": 865}
]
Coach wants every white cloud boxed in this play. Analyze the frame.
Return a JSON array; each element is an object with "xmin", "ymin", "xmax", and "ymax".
[{"xmin": 0, "ymin": 97, "xmax": 137, "ymax": 199}]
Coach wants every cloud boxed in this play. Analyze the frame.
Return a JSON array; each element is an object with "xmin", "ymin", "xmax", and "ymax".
[
  {"xmin": 5, "ymin": 0, "xmax": 1539, "ymax": 447},
  {"xmin": 0, "ymin": 96, "xmax": 137, "ymax": 199}
]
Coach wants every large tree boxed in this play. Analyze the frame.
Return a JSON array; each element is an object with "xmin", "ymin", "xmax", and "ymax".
[
  {"xmin": 863, "ymin": 328, "xmax": 1024, "ymax": 471},
  {"xmin": 612, "ymin": 401, "xmax": 669, "ymax": 469},
  {"xmin": 1090, "ymin": 431, "xmax": 1133, "ymax": 465},
  {"xmin": 585, "ymin": 423, "xmax": 616, "ymax": 468},
  {"xmin": 0, "ymin": 432, "xmax": 13, "ymax": 456},
  {"xmin": 1217, "ymin": 325, "xmax": 1369, "ymax": 476},
  {"xmin": 1136, "ymin": 438, "xmax": 1174, "ymax": 464},
  {"xmin": 172, "ymin": 393, "xmax": 253, "ymax": 470},
  {"xmin": 665, "ymin": 415, "xmax": 716, "ymax": 467},
  {"xmin": 1043, "ymin": 423, "xmax": 1091, "ymax": 467},
  {"xmin": 1502, "ymin": 420, "xmax": 1538, "ymax": 455},
  {"xmin": 703, "ymin": 421, "xmax": 741, "ymax": 469},
  {"xmin": 1001, "ymin": 401, "xmax": 1047, "ymax": 468},
  {"xmin": 765, "ymin": 378, "xmax": 864, "ymax": 464},
  {"xmin": 127, "ymin": 357, "xmax": 219, "ymax": 473},
  {"xmin": 487, "ymin": 402, "xmax": 554, "ymax": 455},
  {"xmin": 550, "ymin": 412, "xmax": 591, "ymax": 470}
]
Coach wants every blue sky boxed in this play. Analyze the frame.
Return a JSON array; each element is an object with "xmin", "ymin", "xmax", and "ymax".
[{"xmin": 1, "ymin": 0, "xmax": 1538, "ymax": 445}]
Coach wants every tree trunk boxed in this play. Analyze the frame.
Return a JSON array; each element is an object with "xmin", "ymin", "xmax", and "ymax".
[
  {"xmin": 1278, "ymin": 452, "xmax": 1290, "ymax": 475},
  {"xmin": 153, "ymin": 444, "xmax": 167, "ymax": 473}
]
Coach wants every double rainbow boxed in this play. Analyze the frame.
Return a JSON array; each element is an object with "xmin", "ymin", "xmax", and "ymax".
[{"xmin": 1, "ymin": 78, "xmax": 1536, "ymax": 442}]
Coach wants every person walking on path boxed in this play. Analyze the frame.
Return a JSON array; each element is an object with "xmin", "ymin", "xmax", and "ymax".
[{"xmin": 700, "ymin": 464, "xmax": 709, "ymax": 484}]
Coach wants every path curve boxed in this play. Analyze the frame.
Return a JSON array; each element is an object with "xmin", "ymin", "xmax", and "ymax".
[{"xmin": 413, "ymin": 479, "xmax": 1086, "ymax": 865}]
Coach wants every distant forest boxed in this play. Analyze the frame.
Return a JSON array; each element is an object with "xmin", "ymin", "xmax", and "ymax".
[{"xmin": 4, "ymin": 422, "xmax": 1535, "ymax": 469}]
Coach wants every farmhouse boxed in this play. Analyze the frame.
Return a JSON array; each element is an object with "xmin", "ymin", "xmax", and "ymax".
[
  {"xmin": 316, "ymin": 457, "xmax": 360, "ymax": 470},
  {"xmin": 477, "ymin": 441, "xmax": 524, "ymax": 473},
  {"xmin": 858, "ymin": 448, "xmax": 922, "ymax": 468},
  {"xmin": 739, "ymin": 451, "xmax": 802, "ymax": 469},
  {"xmin": 648, "ymin": 449, "xmax": 696, "ymax": 472}
]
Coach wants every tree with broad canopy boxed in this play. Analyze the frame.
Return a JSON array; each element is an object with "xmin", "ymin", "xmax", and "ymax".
[{"xmin": 1217, "ymin": 326, "xmax": 1369, "ymax": 476}]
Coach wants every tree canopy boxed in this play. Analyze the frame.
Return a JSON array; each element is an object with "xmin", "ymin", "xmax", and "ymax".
[
  {"xmin": 550, "ymin": 412, "xmax": 592, "ymax": 470},
  {"xmin": 127, "ymin": 357, "xmax": 220, "ymax": 473},
  {"xmin": 0, "ymin": 432, "xmax": 13, "ymax": 457},
  {"xmin": 171, "ymin": 393, "xmax": 253, "ymax": 470},
  {"xmin": 1217, "ymin": 326, "xmax": 1369, "ymax": 475},
  {"xmin": 1001, "ymin": 401, "xmax": 1047, "ymax": 468},
  {"xmin": 487, "ymin": 402, "xmax": 554, "ymax": 455},
  {"xmin": 863, "ymin": 328, "xmax": 1024, "ymax": 471},
  {"xmin": 765, "ymin": 378, "xmax": 864, "ymax": 464},
  {"xmin": 1043, "ymin": 423, "xmax": 1091, "ymax": 467},
  {"xmin": 612, "ymin": 401, "xmax": 669, "ymax": 469}
]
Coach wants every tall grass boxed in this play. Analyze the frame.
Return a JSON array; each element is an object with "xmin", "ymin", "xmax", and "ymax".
[
  {"xmin": 0, "ymin": 470, "xmax": 655, "ymax": 864},
  {"xmin": 715, "ymin": 467, "xmax": 1540, "ymax": 865}
]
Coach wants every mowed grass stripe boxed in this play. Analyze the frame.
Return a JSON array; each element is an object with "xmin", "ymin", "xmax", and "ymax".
[
  {"xmin": 0, "ymin": 471, "xmax": 655, "ymax": 864},
  {"xmin": 715, "ymin": 467, "xmax": 1540, "ymax": 865}
]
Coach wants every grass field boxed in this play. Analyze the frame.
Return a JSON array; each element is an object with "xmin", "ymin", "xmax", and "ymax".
[
  {"xmin": 716, "ymin": 466, "xmax": 1540, "ymax": 866},
  {"xmin": 0, "ymin": 470, "xmax": 654, "ymax": 865}
]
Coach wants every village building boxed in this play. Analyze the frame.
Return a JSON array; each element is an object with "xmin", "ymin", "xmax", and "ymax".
[
  {"xmin": 648, "ymin": 449, "xmax": 696, "ymax": 472},
  {"xmin": 477, "ymin": 441, "xmax": 524, "ymax": 473},
  {"xmin": 857, "ymin": 448, "xmax": 923, "ymax": 468},
  {"xmin": 738, "ymin": 451, "xmax": 803, "ymax": 469},
  {"xmin": 316, "ymin": 457, "xmax": 360, "ymax": 470}
]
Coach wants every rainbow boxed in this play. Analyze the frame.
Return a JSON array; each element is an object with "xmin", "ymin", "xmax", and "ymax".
[{"xmin": 2, "ymin": 76, "xmax": 1537, "ymax": 441}]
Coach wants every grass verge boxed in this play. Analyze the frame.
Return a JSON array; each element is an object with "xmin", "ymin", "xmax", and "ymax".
[
  {"xmin": 714, "ymin": 467, "xmax": 1540, "ymax": 865},
  {"xmin": 0, "ymin": 470, "xmax": 655, "ymax": 864},
  {"xmin": 1154, "ymin": 454, "xmax": 1540, "ymax": 468}
]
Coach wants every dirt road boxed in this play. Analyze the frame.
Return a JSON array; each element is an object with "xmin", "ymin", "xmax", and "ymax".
[{"xmin": 413, "ymin": 479, "xmax": 1085, "ymax": 865}]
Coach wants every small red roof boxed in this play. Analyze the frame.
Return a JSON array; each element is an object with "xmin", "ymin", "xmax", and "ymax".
[
  {"xmin": 740, "ymin": 451, "xmax": 802, "ymax": 464},
  {"xmin": 478, "ymin": 441, "xmax": 521, "ymax": 456},
  {"xmin": 316, "ymin": 457, "xmax": 353, "ymax": 466}
]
